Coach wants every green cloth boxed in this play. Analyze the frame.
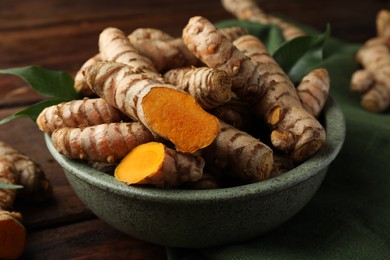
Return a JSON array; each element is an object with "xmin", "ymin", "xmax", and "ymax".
[{"xmin": 167, "ymin": 21, "xmax": 390, "ymax": 260}]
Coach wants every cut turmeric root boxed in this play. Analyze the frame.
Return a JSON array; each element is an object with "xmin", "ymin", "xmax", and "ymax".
[
  {"xmin": 114, "ymin": 142, "xmax": 204, "ymax": 187},
  {"xmin": 84, "ymin": 61, "xmax": 220, "ymax": 153},
  {"xmin": 0, "ymin": 211, "xmax": 26, "ymax": 260}
]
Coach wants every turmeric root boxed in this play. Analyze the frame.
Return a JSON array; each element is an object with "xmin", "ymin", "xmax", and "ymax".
[
  {"xmin": 74, "ymin": 53, "xmax": 102, "ymax": 97},
  {"xmin": 232, "ymin": 34, "xmax": 325, "ymax": 161},
  {"xmin": 83, "ymin": 61, "xmax": 220, "ymax": 153},
  {"xmin": 0, "ymin": 141, "xmax": 52, "ymax": 202},
  {"xmin": 99, "ymin": 27, "xmax": 158, "ymax": 74},
  {"xmin": 350, "ymin": 10, "xmax": 390, "ymax": 112},
  {"xmin": 220, "ymin": 0, "xmax": 305, "ymax": 41},
  {"xmin": 184, "ymin": 18, "xmax": 325, "ymax": 161},
  {"xmin": 0, "ymin": 158, "xmax": 26, "ymax": 260},
  {"xmin": 296, "ymin": 68, "xmax": 330, "ymax": 118},
  {"xmin": 51, "ymin": 122, "xmax": 155, "ymax": 163},
  {"xmin": 114, "ymin": 142, "xmax": 204, "ymax": 187},
  {"xmin": 183, "ymin": 16, "xmax": 265, "ymax": 103},
  {"xmin": 163, "ymin": 67, "xmax": 232, "ymax": 109},
  {"xmin": 202, "ymin": 121, "xmax": 273, "ymax": 183},
  {"xmin": 355, "ymin": 37, "xmax": 390, "ymax": 112},
  {"xmin": 37, "ymin": 98, "xmax": 127, "ymax": 135}
]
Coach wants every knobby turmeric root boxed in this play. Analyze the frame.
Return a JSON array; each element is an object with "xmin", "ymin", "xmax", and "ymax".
[
  {"xmin": 351, "ymin": 9, "xmax": 390, "ymax": 112},
  {"xmin": 220, "ymin": 0, "xmax": 305, "ymax": 41},
  {"xmin": 184, "ymin": 18, "xmax": 325, "ymax": 161},
  {"xmin": 202, "ymin": 121, "xmax": 273, "ymax": 182},
  {"xmin": 83, "ymin": 61, "xmax": 220, "ymax": 153},
  {"xmin": 37, "ymin": 98, "xmax": 127, "ymax": 135},
  {"xmin": 163, "ymin": 67, "xmax": 232, "ymax": 109},
  {"xmin": 0, "ymin": 141, "xmax": 52, "ymax": 202},
  {"xmin": 114, "ymin": 142, "xmax": 204, "ymax": 187},
  {"xmin": 51, "ymin": 122, "xmax": 155, "ymax": 163},
  {"xmin": 233, "ymin": 34, "xmax": 326, "ymax": 161},
  {"xmin": 297, "ymin": 68, "xmax": 330, "ymax": 118},
  {"xmin": 354, "ymin": 37, "xmax": 390, "ymax": 112},
  {"xmin": 183, "ymin": 16, "xmax": 265, "ymax": 103},
  {"xmin": 0, "ymin": 158, "xmax": 25, "ymax": 260}
]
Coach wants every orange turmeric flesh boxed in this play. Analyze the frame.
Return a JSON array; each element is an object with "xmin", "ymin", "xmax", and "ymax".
[
  {"xmin": 115, "ymin": 142, "xmax": 165, "ymax": 185},
  {"xmin": 141, "ymin": 87, "xmax": 220, "ymax": 153},
  {"xmin": 0, "ymin": 212, "xmax": 26, "ymax": 259},
  {"xmin": 115, "ymin": 142, "xmax": 204, "ymax": 187}
]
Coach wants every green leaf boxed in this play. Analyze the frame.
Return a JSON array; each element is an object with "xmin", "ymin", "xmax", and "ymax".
[
  {"xmin": 215, "ymin": 19, "xmax": 285, "ymax": 54},
  {"xmin": 0, "ymin": 98, "xmax": 66, "ymax": 125},
  {"xmin": 272, "ymin": 24, "xmax": 331, "ymax": 84},
  {"xmin": 0, "ymin": 65, "xmax": 78, "ymax": 100},
  {"xmin": 0, "ymin": 183, "xmax": 23, "ymax": 189}
]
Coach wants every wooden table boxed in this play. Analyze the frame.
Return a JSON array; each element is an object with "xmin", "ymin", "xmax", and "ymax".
[{"xmin": 0, "ymin": 0, "xmax": 388, "ymax": 259}]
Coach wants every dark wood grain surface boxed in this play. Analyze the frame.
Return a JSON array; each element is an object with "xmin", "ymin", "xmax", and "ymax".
[{"xmin": 0, "ymin": 0, "xmax": 389, "ymax": 259}]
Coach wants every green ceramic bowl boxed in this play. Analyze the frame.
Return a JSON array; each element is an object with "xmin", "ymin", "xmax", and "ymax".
[{"xmin": 45, "ymin": 97, "xmax": 345, "ymax": 248}]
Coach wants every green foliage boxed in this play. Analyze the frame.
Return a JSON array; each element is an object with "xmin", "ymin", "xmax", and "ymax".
[
  {"xmin": 273, "ymin": 25, "xmax": 331, "ymax": 84},
  {"xmin": 0, "ymin": 183, "xmax": 23, "ymax": 189},
  {"xmin": 0, "ymin": 66, "xmax": 79, "ymax": 125}
]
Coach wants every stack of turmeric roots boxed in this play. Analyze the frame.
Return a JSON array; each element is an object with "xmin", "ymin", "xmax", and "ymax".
[
  {"xmin": 37, "ymin": 0, "xmax": 330, "ymax": 189},
  {"xmin": 0, "ymin": 141, "xmax": 52, "ymax": 259}
]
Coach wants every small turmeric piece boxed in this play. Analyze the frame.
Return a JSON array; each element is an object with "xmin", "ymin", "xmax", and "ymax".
[
  {"xmin": 51, "ymin": 122, "xmax": 155, "ymax": 163},
  {"xmin": 0, "ymin": 158, "xmax": 26, "ymax": 260},
  {"xmin": 220, "ymin": 0, "xmax": 305, "ymax": 41},
  {"xmin": 84, "ymin": 61, "xmax": 220, "ymax": 153},
  {"xmin": 74, "ymin": 53, "xmax": 102, "ymax": 97},
  {"xmin": 37, "ymin": 98, "xmax": 127, "ymax": 135},
  {"xmin": 114, "ymin": 142, "xmax": 204, "ymax": 187},
  {"xmin": 296, "ymin": 68, "xmax": 330, "ymax": 118},
  {"xmin": 202, "ymin": 121, "xmax": 273, "ymax": 183},
  {"xmin": 163, "ymin": 66, "xmax": 232, "ymax": 109}
]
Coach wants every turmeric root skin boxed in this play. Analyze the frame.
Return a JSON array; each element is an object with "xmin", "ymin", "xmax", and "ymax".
[
  {"xmin": 37, "ymin": 98, "xmax": 126, "ymax": 135},
  {"xmin": 163, "ymin": 67, "xmax": 232, "ymax": 109},
  {"xmin": 51, "ymin": 122, "xmax": 155, "ymax": 163},
  {"xmin": 202, "ymin": 121, "xmax": 273, "ymax": 182},
  {"xmin": 115, "ymin": 142, "xmax": 204, "ymax": 187}
]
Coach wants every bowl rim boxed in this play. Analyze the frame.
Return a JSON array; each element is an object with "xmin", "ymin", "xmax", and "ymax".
[{"xmin": 45, "ymin": 97, "xmax": 345, "ymax": 204}]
